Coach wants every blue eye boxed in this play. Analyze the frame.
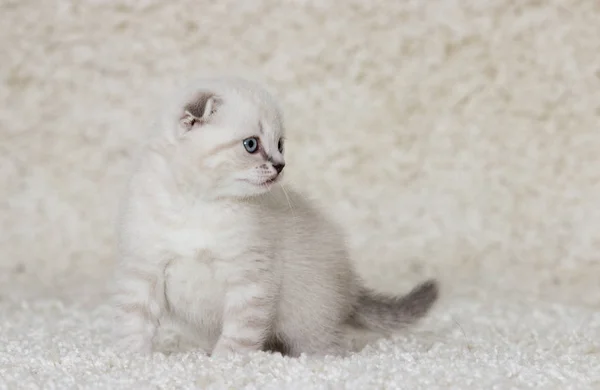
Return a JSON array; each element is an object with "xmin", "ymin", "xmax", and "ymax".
[{"xmin": 243, "ymin": 137, "xmax": 259, "ymax": 153}]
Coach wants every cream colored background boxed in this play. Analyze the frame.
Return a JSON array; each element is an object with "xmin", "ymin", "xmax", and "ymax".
[{"xmin": 1, "ymin": 0, "xmax": 599, "ymax": 307}]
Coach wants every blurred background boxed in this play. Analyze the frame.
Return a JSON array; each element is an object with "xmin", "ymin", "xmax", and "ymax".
[{"xmin": 1, "ymin": 0, "xmax": 599, "ymax": 306}]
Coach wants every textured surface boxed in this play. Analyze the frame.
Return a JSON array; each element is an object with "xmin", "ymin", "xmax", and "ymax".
[
  {"xmin": 1, "ymin": 0, "xmax": 599, "ymax": 388},
  {"xmin": 0, "ymin": 295, "xmax": 598, "ymax": 389}
]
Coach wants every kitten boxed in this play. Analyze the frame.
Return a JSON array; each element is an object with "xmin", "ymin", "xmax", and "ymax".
[{"xmin": 111, "ymin": 76, "xmax": 439, "ymax": 357}]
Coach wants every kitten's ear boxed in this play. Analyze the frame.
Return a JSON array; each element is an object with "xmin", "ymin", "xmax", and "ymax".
[{"xmin": 179, "ymin": 91, "xmax": 221, "ymax": 132}]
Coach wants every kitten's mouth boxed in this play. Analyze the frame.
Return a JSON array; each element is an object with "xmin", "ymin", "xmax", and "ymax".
[
  {"xmin": 260, "ymin": 176, "xmax": 279, "ymax": 186},
  {"xmin": 242, "ymin": 176, "xmax": 280, "ymax": 187}
]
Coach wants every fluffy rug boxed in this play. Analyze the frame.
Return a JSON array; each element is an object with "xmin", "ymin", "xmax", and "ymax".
[
  {"xmin": 1, "ymin": 0, "xmax": 599, "ymax": 388},
  {"xmin": 1, "ymin": 294, "xmax": 597, "ymax": 389}
]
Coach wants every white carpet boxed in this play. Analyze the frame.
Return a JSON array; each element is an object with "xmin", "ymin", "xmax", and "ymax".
[
  {"xmin": 1, "ymin": 294, "xmax": 598, "ymax": 389},
  {"xmin": 1, "ymin": 0, "xmax": 599, "ymax": 388}
]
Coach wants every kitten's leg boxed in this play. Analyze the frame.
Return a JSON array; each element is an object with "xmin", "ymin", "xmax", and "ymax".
[
  {"xmin": 211, "ymin": 270, "xmax": 275, "ymax": 357},
  {"xmin": 111, "ymin": 262, "xmax": 166, "ymax": 354}
]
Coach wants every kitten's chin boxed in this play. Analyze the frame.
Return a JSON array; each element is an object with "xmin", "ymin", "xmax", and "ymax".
[
  {"xmin": 222, "ymin": 177, "xmax": 279, "ymax": 199},
  {"xmin": 245, "ymin": 177, "xmax": 279, "ymax": 193}
]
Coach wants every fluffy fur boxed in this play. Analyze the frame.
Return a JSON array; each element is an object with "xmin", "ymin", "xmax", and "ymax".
[{"xmin": 111, "ymin": 77, "xmax": 438, "ymax": 357}]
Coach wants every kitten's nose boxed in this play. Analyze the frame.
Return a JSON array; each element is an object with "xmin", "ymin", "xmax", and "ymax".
[{"xmin": 273, "ymin": 163, "xmax": 285, "ymax": 174}]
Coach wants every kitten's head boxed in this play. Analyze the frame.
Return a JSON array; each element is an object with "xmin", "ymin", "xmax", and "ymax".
[{"xmin": 156, "ymin": 77, "xmax": 286, "ymax": 199}]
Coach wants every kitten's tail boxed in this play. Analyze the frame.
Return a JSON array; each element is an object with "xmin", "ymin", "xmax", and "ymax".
[{"xmin": 348, "ymin": 279, "xmax": 439, "ymax": 333}]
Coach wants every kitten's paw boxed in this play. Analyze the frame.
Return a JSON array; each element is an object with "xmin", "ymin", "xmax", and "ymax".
[
  {"xmin": 211, "ymin": 339, "xmax": 260, "ymax": 357},
  {"xmin": 112, "ymin": 310, "xmax": 157, "ymax": 355},
  {"xmin": 115, "ymin": 334, "xmax": 153, "ymax": 355},
  {"xmin": 158, "ymin": 334, "xmax": 184, "ymax": 355},
  {"xmin": 210, "ymin": 344, "xmax": 234, "ymax": 358}
]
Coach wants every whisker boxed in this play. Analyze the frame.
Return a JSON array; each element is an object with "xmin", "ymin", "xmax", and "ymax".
[{"xmin": 279, "ymin": 183, "xmax": 296, "ymax": 220}]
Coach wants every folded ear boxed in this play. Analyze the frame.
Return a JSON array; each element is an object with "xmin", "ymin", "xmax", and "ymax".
[{"xmin": 179, "ymin": 91, "xmax": 222, "ymax": 132}]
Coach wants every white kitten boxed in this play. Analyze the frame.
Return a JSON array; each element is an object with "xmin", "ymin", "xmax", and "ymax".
[{"xmin": 111, "ymin": 76, "xmax": 438, "ymax": 357}]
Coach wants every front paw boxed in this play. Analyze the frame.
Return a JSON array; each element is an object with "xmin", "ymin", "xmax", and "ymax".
[
  {"xmin": 211, "ymin": 339, "xmax": 260, "ymax": 357},
  {"xmin": 116, "ymin": 333, "xmax": 153, "ymax": 355},
  {"xmin": 210, "ymin": 344, "xmax": 234, "ymax": 358}
]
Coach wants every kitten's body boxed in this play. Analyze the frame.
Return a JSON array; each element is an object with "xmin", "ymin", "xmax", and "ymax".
[{"xmin": 112, "ymin": 77, "xmax": 438, "ymax": 357}]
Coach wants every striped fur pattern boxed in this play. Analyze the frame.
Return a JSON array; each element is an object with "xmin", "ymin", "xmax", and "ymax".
[{"xmin": 111, "ymin": 77, "xmax": 439, "ymax": 357}]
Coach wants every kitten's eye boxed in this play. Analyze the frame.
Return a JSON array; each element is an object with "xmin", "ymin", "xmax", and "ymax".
[
  {"xmin": 243, "ymin": 137, "xmax": 259, "ymax": 154},
  {"xmin": 278, "ymin": 138, "xmax": 284, "ymax": 153}
]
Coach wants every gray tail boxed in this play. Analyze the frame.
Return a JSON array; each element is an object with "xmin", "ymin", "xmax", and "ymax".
[{"xmin": 348, "ymin": 279, "xmax": 439, "ymax": 333}]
